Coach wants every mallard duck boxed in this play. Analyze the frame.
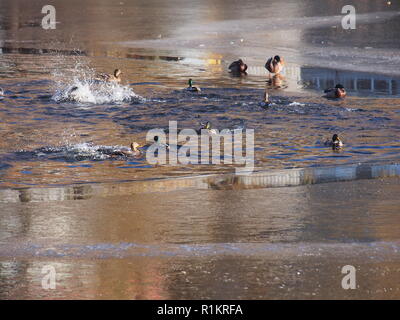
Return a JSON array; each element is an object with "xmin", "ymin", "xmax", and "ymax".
[
  {"xmin": 324, "ymin": 84, "xmax": 346, "ymax": 98},
  {"xmin": 265, "ymin": 55, "xmax": 284, "ymax": 75},
  {"xmin": 260, "ymin": 90, "xmax": 272, "ymax": 108},
  {"xmin": 197, "ymin": 121, "xmax": 218, "ymax": 134},
  {"xmin": 147, "ymin": 136, "xmax": 170, "ymax": 150},
  {"xmin": 112, "ymin": 142, "xmax": 142, "ymax": 157},
  {"xmin": 186, "ymin": 79, "xmax": 201, "ymax": 92},
  {"xmin": 324, "ymin": 134, "xmax": 343, "ymax": 150},
  {"xmin": 228, "ymin": 59, "xmax": 248, "ymax": 74},
  {"xmin": 96, "ymin": 69, "xmax": 123, "ymax": 83}
]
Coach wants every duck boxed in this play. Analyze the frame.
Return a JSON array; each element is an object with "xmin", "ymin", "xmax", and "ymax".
[
  {"xmin": 324, "ymin": 84, "xmax": 346, "ymax": 99},
  {"xmin": 228, "ymin": 59, "xmax": 248, "ymax": 74},
  {"xmin": 111, "ymin": 142, "xmax": 142, "ymax": 157},
  {"xmin": 260, "ymin": 90, "xmax": 273, "ymax": 108},
  {"xmin": 96, "ymin": 69, "xmax": 123, "ymax": 83},
  {"xmin": 144, "ymin": 135, "xmax": 170, "ymax": 150},
  {"xmin": 186, "ymin": 79, "xmax": 201, "ymax": 92},
  {"xmin": 265, "ymin": 55, "xmax": 284, "ymax": 75},
  {"xmin": 197, "ymin": 121, "xmax": 218, "ymax": 135},
  {"xmin": 324, "ymin": 134, "xmax": 343, "ymax": 150}
]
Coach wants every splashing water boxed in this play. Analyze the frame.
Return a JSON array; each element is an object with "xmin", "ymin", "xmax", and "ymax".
[
  {"xmin": 51, "ymin": 64, "xmax": 144, "ymax": 105},
  {"xmin": 16, "ymin": 143, "xmax": 137, "ymax": 162}
]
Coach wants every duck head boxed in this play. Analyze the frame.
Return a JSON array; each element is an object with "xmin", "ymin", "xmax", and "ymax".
[
  {"xmin": 130, "ymin": 142, "xmax": 141, "ymax": 152},
  {"xmin": 331, "ymin": 134, "xmax": 342, "ymax": 149},
  {"xmin": 332, "ymin": 134, "xmax": 339, "ymax": 142},
  {"xmin": 202, "ymin": 121, "xmax": 211, "ymax": 130},
  {"xmin": 239, "ymin": 59, "xmax": 247, "ymax": 71},
  {"xmin": 188, "ymin": 79, "xmax": 193, "ymax": 87},
  {"xmin": 335, "ymin": 84, "xmax": 344, "ymax": 89},
  {"xmin": 114, "ymin": 69, "xmax": 122, "ymax": 78},
  {"xmin": 263, "ymin": 91, "xmax": 270, "ymax": 103},
  {"xmin": 274, "ymin": 55, "xmax": 281, "ymax": 63}
]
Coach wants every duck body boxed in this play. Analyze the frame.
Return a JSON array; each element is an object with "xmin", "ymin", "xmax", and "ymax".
[
  {"xmin": 96, "ymin": 69, "xmax": 122, "ymax": 83},
  {"xmin": 196, "ymin": 122, "xmax": 218, "ymax": 135},
  {"xmin": 324, "ymin": 134, "xmax": 343, "ymax": 150},
  {"xmin": 143, "ymin": 136, "xmax": 170, "ymax": 150},
  {"xmin": 186, "ymin": 79, "xmax": 201, "ymax": 92},
  {"xmin": 260, "ymin": 91, "xmax": 273, "ymax": 108},
  {"xmin": 265, "ymin": 55, "xmax": 284, "ymax": 74},
  {"xmin": 111, "ymin": 142, "xmax": 141, "ymax": 157},
  {"xmin": 228, "ymin": 59, "xmax": 248, "ymax": 74},
  {"xmin": 324, "ymin": 84, "xmax": 346, "ymax": 98}
]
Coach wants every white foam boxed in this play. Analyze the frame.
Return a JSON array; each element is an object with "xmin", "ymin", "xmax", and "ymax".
[{"xmin": 51, "ymin": 67, "xmax": 145, "ymax": 105}]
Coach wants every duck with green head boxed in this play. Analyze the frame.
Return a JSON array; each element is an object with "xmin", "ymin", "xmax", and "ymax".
[
  {"xmin": 324, "ymin": 134, "xmax": 343, "ymax": 150},
  {"xmin": 186, "ymin": 79, "xmax": 201, "ymax": 92},
  {"xmin": 197, "ymin": 121, "xmax": 218, "ymax": 134}
]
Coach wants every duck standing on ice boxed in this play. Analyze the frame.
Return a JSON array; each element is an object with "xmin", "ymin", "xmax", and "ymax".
[{"xmin": 265, "ymin": 55, "xmax": 284, "ymax": 75}]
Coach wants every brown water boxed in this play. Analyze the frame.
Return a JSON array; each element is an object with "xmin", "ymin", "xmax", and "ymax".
[{"xmin": 0, "ymin": 0, "xmax": 400, "ymax": 299}]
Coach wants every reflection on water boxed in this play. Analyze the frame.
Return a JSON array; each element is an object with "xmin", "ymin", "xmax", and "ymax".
[
  {"xmin": 0, "ymin": 161, "xmax": 399, "ymax": 203},
  {"xmin": 300, "ymin": 67, "xmax": 400, "ymax": 96}
]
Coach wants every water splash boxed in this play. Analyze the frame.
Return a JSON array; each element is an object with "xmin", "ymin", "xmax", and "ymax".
[
  {"xmin": 16, "ymin": 143, "xmax": 137, "ymax": 162},
  {"xmin": 51, "ymin": 64, "xmax": 144, "ymax": 105}
]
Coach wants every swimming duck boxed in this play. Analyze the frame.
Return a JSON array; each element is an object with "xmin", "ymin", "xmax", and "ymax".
[
  {"xmin": 145, "ymin": 135, "xmax": 170, "ymax": 150},
  {"xmin": 186, "ymin": 79, "xmax": 201, "ymax": 92},
  {"xmin": 228, "ymin": 59, "xmax": 248, "ymax": 74},
  {"xmin": 260, "ymin": 90, "xmax": 273, "ymax": 108},
  {"xmin": 324, "ymin": 84, "xmax": 346, "ymax": 99},
  {"xmin": 197, "ymin": 121, "xmax": 218, "ymax": 135},
  {"xmin": 96, "ymin": 69, "xmax": 123, "ymax": 83},
  {"xmin": 111, "ymin": 142, "xmax": 142, "ymax": 157},
  {"xmin": 324, "ymin": 134, "xmax": 343, "ymax": 150},
  {"xmin": 265, "ymin": 55, "xmax": 284, "ymax": 75}
]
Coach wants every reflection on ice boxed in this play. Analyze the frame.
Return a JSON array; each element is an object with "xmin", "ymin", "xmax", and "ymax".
[{"xmin": 0, "ymin": 161, "xmax": 399, "ymax": 203}]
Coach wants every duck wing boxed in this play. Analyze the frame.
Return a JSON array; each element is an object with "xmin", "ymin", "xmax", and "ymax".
[
  {"xmin": 95, "ymin": 73, "xmax": 112, "ymax": 82},
  {"xmin": 265, "ymin": 57, "xmax": 273, "ymax": 72},
  {"xmin": 228, "ymin": 61, "xmax": 238, "ymax": 69}
]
